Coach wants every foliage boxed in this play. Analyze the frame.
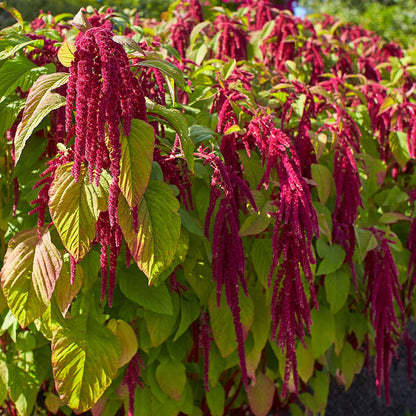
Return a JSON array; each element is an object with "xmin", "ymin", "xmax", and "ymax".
[
  {"xmin": 300, "ymin": 0, "xmax": 416, "ymax": 47},
  {"xmin": 0, "ymin": 1, "xmax": 416, "ymax": 415}
]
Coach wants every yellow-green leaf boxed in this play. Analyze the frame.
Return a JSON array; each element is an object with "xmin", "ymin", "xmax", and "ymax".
[
  {"xmin": 118, "ymin": 180, "xmax": 181, "ymax": 283},
  {"xmin": 14, "ymin": 72, "xmax": 69, "ymax": 164},
  {"xmin": 107, "ymin": 319, "xmax": 138, "ymax": 367},
  {"xmin": 52, "ymin": 315, "xmax": 121, "ymax": 413},
  {"xmin": 247, "ymin": 374, "xmax": 275, "ymax": 416},
  {"xmin": 119, "ymin": 118, "xmax": 154, "ymax": 207},
  {"xmin": 49, "ymin": 162, "xmax": 110, "ymax": 262},
  {"xmin": 57, "ymin": 39, "xmax": 76, "ymax": 67},
  {"xmin": 155, "ymin": 361, "xmax": 186, "ymax": 401}
]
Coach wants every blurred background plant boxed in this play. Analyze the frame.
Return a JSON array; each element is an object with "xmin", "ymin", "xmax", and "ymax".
[{"xmin": 299, "ymin": 0, "xmax": 416, "ymax": 47}]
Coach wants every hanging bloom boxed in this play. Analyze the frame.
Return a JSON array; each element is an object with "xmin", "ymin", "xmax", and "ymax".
[
  {"xmin": 214, "ymin": 15, "xmax": 248, "ymax": 61},
  {"xmin": 65, "ymin": 26, "xmax": 147, "ymax": 226},
  {"xmin": 247, "ymin": 115, "xmax": 319, "ymax": 396},
  {"xmin": 364, "ymin": 230, "xmax": 404, "ymax": 405},
  {"xmin": 122, "ymin": 353, "xmax": 145, "ymax": 416},
  {"xmin": 201, "ymin": 151, "xmax": 257, "ymax": 388}
]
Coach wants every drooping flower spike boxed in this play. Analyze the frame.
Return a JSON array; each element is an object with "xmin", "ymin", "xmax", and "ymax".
[
  {"xmin": 65, "ymin": 25, "xmax": 147, "ymax": 226},
  {"xmin": 247, "ymin": 115, "xmax": 319, "ymax": 397},
  {"xmin": 364, "ymin": 229, "xmax": 404, "ymax": 405}
]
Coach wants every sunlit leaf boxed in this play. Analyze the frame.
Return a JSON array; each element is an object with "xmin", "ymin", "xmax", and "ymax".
[
  {"xmin": 107, "ymin": 319, "xmax": 138, "ymax": 367},
  {"xmin": 57, "ymin": 39, "xmax": 75, "ymax": 67},
  {"xmin": 1, "ymin": 227, "xmax": 62, "ymax": 327},
  {"xmin": 118, "ymin": 180, "xmax": 181, "ymax": 283},
  {"xmin": 49, "ymin": 162, "xmax": 110, "ymax": 262},
  {"xmin": 52, "ymin": 314, "xmax": 121, "ymax": 413},
  {"xmin": 119, "ymin": 118, "xmax": 154, "ymax": 207},
  {"xmin": 14, "ymin": 72, "xmax": 69, "ymax": 164}
]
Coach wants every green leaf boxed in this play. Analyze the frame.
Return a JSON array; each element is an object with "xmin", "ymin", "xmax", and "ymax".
[
  {"xmin": 107, "ymin": 319, "xmax": 138, "ymax": 367},
  {"xmin": 206, "ymin": 384, "xmax": 225, "ymax": 416},
  {"xmin": 8, "ymin": 351, "xmax": 42, "ymax": 416},
  {"xmin": 1, "ymin": 227, "xmax": 62, "ymax": 327},
  {"xmin": 118, "ymin": 180, "xmax": 181, "ymax": 283},
  {"xmin": 250, "ymin": 238, "xmax": 272, "ymax": 289},
  {"xmin": 310, "ymin": 306, "xmax": 335, "ymax": 358},
  {"xmin": 0, "ymin": 96, "xmax": 25, "ymax": 139},
  {"xmin": 247, "ymin": 373, "xmax": 275, "ymax": 416},
  {"xmin": 250, "ymin": 284, "xmax": 271, "ymax": 352},
  {"xmin": 14, "ymin": 72, "xmax": 69, "ymax": 164},
  {"xmin": 136, "ymin": 57, "xmax": 186, "ymax": 90},
  {"xmin": 340, "ymin": 342, "xmax": 364, "ymax": 389},
  {"xmin": 119, "ymin": 118, "xmax": 154, "ymax": 207},
  {"xmin": 297, "ymin": 337, "xmax": 314, "ymax": 383},
  {"xmin": 325, "ymin": 269, "xmax": 350, "ymax": 314},
  {"xmin": 311, "ymin": 371, "xmax": 329, "ymax": 411},
  {"xmin": 315, "ymin": 241, "xmax": 345, "ymax": 275},
  {"xmin": 119, "ymin": 265, "xmax": 173, "ymax": 314},
  {"xmin": 54, "ymin": 255, "xmax": 83, "ymax": 317},
  {"xmin": 144, "ymin": 308, "xmax": 178, "ymax": 348},
  {"xmin": 389, "ymin": 131, "xmax": 410, "ymax": 169},
  {"xmin": 49, "ymin": 162, "xmax": 110, "ymax": 262},
  {"xmin": 173, "ymin": 294, "xmax": 200, "ymax": 341},
  {"xmin": 208, "ymin": 290, "xmax": 254, "ymax": 358},
  {"xmin": 51, "ymin": 314, "xmax": 121, "ymax": 413},
  {"xmin": 311, "ymin": 164, "xmax": 333, "ymax": 205},
  {"xmin": 155, "ymin": 361, "xmax": 186, "ymax": 401},
  {"xmin": 239, "ymin": 204, "xmax": 273, "ymax": 237},
  {"xmin": 0, "ymin": 55, "xmax": 36, "ymax": 99},
  {"xmin": 147, "ymin": 102, "xmax": 194, "ymax": 171}
]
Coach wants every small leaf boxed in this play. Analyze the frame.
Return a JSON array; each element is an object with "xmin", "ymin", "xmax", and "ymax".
[
  {"xmin": 155, "ymin": 361, "xmax": 186, "ymax": 401},
  {"xmin": 1, "ymin": 227, "xmax": 62, "ymax": 327},
  {"xmin": 247, "ymin": 374, "xmax": 275, "ymax": 416},
  {"xmin": 208, "ymin": 290, "xmax": 254, "ymax": 358},
  {"xmin": 119, "ymin": 118, "xmax": 154, "ymax": 207},
  {"xmin": 113, "ymin": 35, "xmax": 145, "ymax": 54},
  {"xmin": 389, "ymin": 131, "xmax": 410, "ymax": 169},
  {"xmin": 325, "ymin": 269, "xmax": 350, "ymax": 314},
  {"xmin": 49, "ymin": 162, "xmax": 110, "ymax": 262},
  {"xmin": 311, "ymin": 164, "xmax": 333, "ymax": 205},
  {"xmin": 206, "ymin": 384, "xmax": 225, "ymax": 416},
  {"xmin": 147, "ymin": 102, "xmax": 194, "ymax": 171},
  {"xmin": 14, "ymin": 72, "xmax": 69, "ymax": 164},
  {"xmin": 173, "ymin": 294, "xmax": 200, "ymax": 341},
  {"xmin": 340, "ymin": 342, "xmax": 364, "ymax": 389},
  {"xmin": 310, "ymin": 306, "xmax": 335, "ymax": 358},
  {"xmin": 297, "ymin": 337, "xmax": 314, "ymax": 383},
  {"xmin": 52, "ymin": 314, "xmax": 121, "ymax": 413},
  {"xmin": 136, "ymin": 57, "xmax": 186, "ymax": 90},
  {"xmin": 250, "ymin": 238, "xmax": 272, "ymax": 289},
  {"xmin": 54, "ymin": 255, "xmax": 83, "ymax": 317},
  {"xmin": 316, "ymin": 241, "xmax": 345, "ymax": 275},
  {"xmin": 70, "ymin": 8, "xmax": 92, "ymax": 32},
  {"xmin": 118, "ymin": 181, "xmax": 181, "ymax": 283},
  {"xmin": 107, "ymin": 319, "xmax": 138, "ymax": 367},
  {"xmin": 57, "ymin": 39, "xmax": 76, "ymax": 67}
]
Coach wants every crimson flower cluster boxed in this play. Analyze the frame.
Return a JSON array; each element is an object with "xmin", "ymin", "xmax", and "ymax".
[
  {"xmin": 214, "ymin": 15, "xmax": 248, "ymax": 61},
  {"xmin": 247, "ymin": 115, "xmax": 319, "ymax": 397},
  {"xmin": 203, "ymin": 151, "xmax": 257, "ymax": 388},
  {"xmin": 364, "ymin": 229, "xmax": 404, "ymax": 404}
]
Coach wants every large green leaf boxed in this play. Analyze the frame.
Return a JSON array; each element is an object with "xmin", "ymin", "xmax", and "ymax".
[
  {"xmin": 49, "ymin": 162, "xmax": 110, "ymax": 262},
  {"xmin": 118, "ymin": 266, "xmax": 173, "ymax": 314},
  {"xmin": 389, "ymin": 131, "xmax": 410, "ymax": 169},
  {"xmin": 118, "ymin": 180, "xmax": 181, "ymax": 283},
  {"xmin": 325, "ymin": 269, "xmax": 350, "ymax": 314},
  {"xmin": 147, "ymin": 102, "xmax": 194, "ymax": 171},
  {"xmin": 310, "ymin": 307, "xmax": 335, "ymax": 358},
  {"xmin": 119, "ymin": 118, "xmax": 154, "ymax": 207},
  {"xmin": 51, "ymin": 314, "xmax": 121, "ymax": 413},
  {"xmin": 155, "ymin": 361, "xmax": 187, "ymax": 401},
  {"xmin": 0, "ymin": 96, "xmax": 25, "ymax": 139},
  {"xmin": 0, "ymin": 227, "xmax": 62, "ymax": 327},
  {"xmin": 14, "ymin": 72, "xmax": 69, "ymax": 164},
  {"xmin": 136, "ymin": 57, "xmax": 186, "ymax": 90},
  {"xmin": 208, "ymin": 290, "xmax": 254, "ymax": 358},
  {"xmin": 54, "ymin": 255, "xmax": 83, "ymax": 317},
  {"xmin": 311, "ymin": 164, "xmax": 333, "ymax": 205},
  {"xmin": 0, "ymin": 55, "xmax": 36, "ymax": 99}
]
